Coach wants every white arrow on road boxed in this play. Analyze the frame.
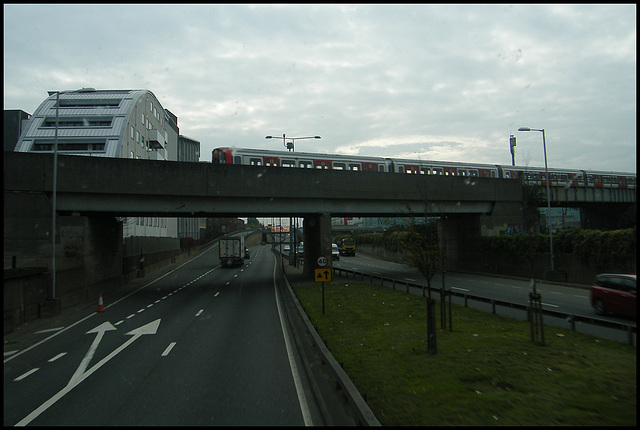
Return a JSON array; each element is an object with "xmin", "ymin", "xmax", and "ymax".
[
  {"xmin": 16, "ymin": 319, "xmax": 161, "ymax": 427},
  {"xmin": 67, "ymin": 321, "xmax": 117, "ymax": 387}
]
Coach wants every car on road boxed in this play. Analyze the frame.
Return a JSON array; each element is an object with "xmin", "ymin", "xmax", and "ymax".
[
  {"xmin": 332, "ymin": 243, "xmax": 340, "ymax": 260},
  {"xmin": 296, "ymin": 242, "xmax": 304, "ymax": 260},
  {"xmin": 590, "ymin": 273, "xmax": 636, "ymax": 318}
]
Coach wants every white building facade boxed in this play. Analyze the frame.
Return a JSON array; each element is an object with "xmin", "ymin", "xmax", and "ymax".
[{"xmin": 15, "ymin": 88, "xmax": 182, "ymax": 239}]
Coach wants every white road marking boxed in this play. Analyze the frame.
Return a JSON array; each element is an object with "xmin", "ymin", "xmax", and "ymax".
[
  {"xmin": 161, "ymin": 342, "xmax": 176, "ymax": 357},
  {"xmin": 272, "ymin": 254, "xmax": 313, "ymax": 425},
  {"xmin": 48, "ymin": 352, "xmax": 67, "ymax": 362},
  {"xmin": 214, "ymin": 292, "xmax": 220, "ymax": 297},
  {"xmin": 68, "ymin": 322, "xmax": 117, "ymax": 387},
  {"xmin": 34, "ymin": 327, "xmax": 64, "ymax": 334},
  {"xmin": 14, "ymin": 368, "xmax": 39, "ymax": 381},
  {"xmin": 452, "ymin": 287, "xmax": 470, "ymax": 292},
  {"xmin": 195, "ymin": 309, "xmax": 204, "ymax": 317},
  {"xmin": 16, "ymin": 320, "xmax": 161, "ymax": 426}
]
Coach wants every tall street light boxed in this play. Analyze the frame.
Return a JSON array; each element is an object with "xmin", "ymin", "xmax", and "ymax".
[
  {"xmin": 46, "ymin": 88, "xmax": 88, "ymax": 300},
  {"xmin": 46, "ymin": 90, "xmax": 64, "ymax": 301},
  {"xmin": 518, "ymin": 126, "xmax": 554, "ymax": 271},
  {"xmin": 265, "ymin": 134, "xmax": 321, "ymax": 152},
  {"xmin": 265, "ymin": 133, "xmax": 321, "ymax": 267}
]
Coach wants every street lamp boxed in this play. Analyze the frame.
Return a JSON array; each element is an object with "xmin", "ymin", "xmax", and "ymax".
[
  {"xmin": 265, "ymin": 133, "xmax": 321, "ymax": 267},
  {"xmin": 265, "ymin": 134, "xmax": 321, "ymax": 152},
  {"xmin": 46, "ymin": 88, "xmax": 89, "ymax": 300},
  {"xmin": 518, "ymin": 126, "xmax": 554, "ymax": 272}
]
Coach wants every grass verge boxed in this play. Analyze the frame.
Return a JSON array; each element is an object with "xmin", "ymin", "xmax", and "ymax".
[{"xmin": 294, "ymin": 281, "xmax": 636, "ymax": 426}]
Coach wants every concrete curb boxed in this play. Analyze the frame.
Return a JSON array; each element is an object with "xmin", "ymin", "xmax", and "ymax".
[{"xmin": 279, "ymin": 261, "xmax": 381, "ymax": 426}]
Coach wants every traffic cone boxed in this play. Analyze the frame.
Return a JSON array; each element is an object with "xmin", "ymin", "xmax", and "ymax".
[{"xmin": 97, "ymin": 293, "xmax": 104, "ymax": 312}]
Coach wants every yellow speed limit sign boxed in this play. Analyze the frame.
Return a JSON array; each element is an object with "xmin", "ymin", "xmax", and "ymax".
[{"xmin": 315, "ymin": 268, "xmax": 332, "ymax": 283}]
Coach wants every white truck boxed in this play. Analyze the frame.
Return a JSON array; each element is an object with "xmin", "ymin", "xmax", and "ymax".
[{"xmin": 219, "ymin": 235, "xmax": 245, "ymax": 267}]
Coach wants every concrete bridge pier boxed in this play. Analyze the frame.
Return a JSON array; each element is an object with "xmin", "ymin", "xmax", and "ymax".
[{"xmin": 302, "ymin": 214, "xmax": 333, "ymax": 280}]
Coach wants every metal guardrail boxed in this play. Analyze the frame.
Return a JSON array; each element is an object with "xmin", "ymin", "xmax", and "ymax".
[{"xmin": 332, "ymin": 267, "xmax": 636, "ymax": 346}]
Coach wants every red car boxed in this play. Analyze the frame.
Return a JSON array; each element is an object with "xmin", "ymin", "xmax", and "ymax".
[{"xmin": 590, "ymin": 274, "xmax": 636, "ymax": 318}]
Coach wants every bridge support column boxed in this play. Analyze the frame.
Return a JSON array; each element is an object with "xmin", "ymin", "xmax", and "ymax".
[
  {"xmin": 302, "ymin": 214, "xmax": 332, "ymax": 280},
  {"xmin": 439, "ymin": 214, "xmax": 482, "ymax": 273}
]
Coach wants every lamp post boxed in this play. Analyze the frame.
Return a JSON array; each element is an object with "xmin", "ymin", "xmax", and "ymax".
[
  {"xmin": 46, "ymin": 88, "xmax": 86, "ymax": 300},
  {"xmin": 518, "ymin": 127, "xmax": 554, "ymax": 271},
  {"xmin": 265, "ymin": 134, "xmax": 321, "ymax": 152},
  {"xmin": 265, "ymin": 133, "xmax": 321, "ymax": 266},
  {"xmin": 46, "ymin": 90, "xmax": 64, "ymax": 301}
]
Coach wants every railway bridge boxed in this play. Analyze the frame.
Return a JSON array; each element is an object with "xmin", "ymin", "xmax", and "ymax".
[{"xmin": 4, "ymin": 151, "xmax": 635, "ymax": 288}]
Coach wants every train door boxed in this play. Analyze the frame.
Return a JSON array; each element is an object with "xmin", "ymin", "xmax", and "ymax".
[
  {"xmin": 264, "ymin": 156, "xmax": 280, "ymax": 167},
  {"xmin": 362, "ymin": 162, "xmax": 378, "ymax": 172},
  {"xmin": 404, "ymin": 164, "xmax": 420, "ymax": 174},
  {"xmin": 314, "ymin": 159, "xmax": 332, "ymax": 169}
]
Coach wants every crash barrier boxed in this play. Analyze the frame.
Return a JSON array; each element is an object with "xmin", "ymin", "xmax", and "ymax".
[
  {"xmin": 275, "ymin": 252, "xmax": 381, "ymax": 426},
  {"xmin": 332, "ymin": 267, "xmax": 636, "ymax": 347}
]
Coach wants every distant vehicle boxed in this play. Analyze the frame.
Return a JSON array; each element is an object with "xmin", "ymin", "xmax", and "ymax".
[
  {"xmin": 283, "ymin": 244, "xmax": 291, "ymax": 254},
  {"xmin": 219, "ymin": 235, "xmax": 245, "ymax": 267},
  {"xmin": 332, "ymin": 243, "xmax": 340, "ymax": 260},
  {"xmin": 590, "ymin": 274, "xmax": 636, "ymax": 318},
  {"xmin": 296, "ymin": 242, "xmax": 304, "ymax": 260},
  {"xmin": 338, "ymin": 238, "xmax": 356, "ymax": 256},
  {"xmin": 244, "ymin": 247, "xmax": 250, "ymax": 259}
]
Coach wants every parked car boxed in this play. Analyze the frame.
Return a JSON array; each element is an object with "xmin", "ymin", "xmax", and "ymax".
[
  {"xmin": 332, "ymin": 243, "xmax": 340, "ymax": 260},
  {"xmin": 296, "ymin": 242, "xmax": 304, "ymax": 260},
  {"xmin": 590, "ymin": 274, "xmax": 636, "ymax": 318}
]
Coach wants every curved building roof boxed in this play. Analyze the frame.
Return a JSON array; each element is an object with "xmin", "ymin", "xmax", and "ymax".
[{"xmin": 15, "ymin": 89, "xmax": 171, "ymax": 160}]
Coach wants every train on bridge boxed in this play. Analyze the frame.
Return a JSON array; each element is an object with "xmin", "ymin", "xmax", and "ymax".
[{"xmin": 212, "ymin": 147, "xmax": 636, "ymax": 190}]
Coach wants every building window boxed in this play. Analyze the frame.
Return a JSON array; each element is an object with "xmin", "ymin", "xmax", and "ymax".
[
  {"xmin": 130, "ymin": 126, "xmax": 134, "ymax": 139},
  {"xmin": 58, "ymin": 98, "xmax": 121, "ymax": 108},
  {"xmin": 136, "ymin": 131, "xmax": 139, "ymax": 142}
]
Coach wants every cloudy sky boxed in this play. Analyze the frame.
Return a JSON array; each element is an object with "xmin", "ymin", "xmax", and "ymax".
[{"xmin": 4, "ymin": 4, "xmax": 636, "ymax": 173}]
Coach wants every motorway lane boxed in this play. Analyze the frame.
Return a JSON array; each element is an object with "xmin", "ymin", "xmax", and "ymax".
[
  {"xmin": 332, "ymin": 252, "xmax": 635, "ymax": 343},
  {"xmin": 4, "ymin": 243, "xmax": 310, "ymax": 426},
  {"xmin": 334, "ymin": 253, "xmax": 593, "ymax": 316}
]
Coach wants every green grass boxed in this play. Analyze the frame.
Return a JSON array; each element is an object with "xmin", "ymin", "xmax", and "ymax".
[{"xmin": 294, "ymin": 281, "xmax": 636, "ymax": 426}]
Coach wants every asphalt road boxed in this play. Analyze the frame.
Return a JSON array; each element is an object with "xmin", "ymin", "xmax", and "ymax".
[
  {"xmin": 331, "ymin": 252, "xmax": 636, "ymax": 344},
  {"xmin": 4, "ymin": 242, "xmax": 356, "ymax": 426}
]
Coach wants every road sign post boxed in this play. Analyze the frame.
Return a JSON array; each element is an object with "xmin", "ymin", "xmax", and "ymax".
[{"xmin": 315, "ymin": 256, "xmax": 331, "ymax": 314}]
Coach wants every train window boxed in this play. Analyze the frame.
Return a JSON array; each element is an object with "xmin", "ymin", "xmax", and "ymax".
[
  {"xmin": 349, "ymin": 163, "xmax": 360, "ymax": 171},
  {"xmin": 398, "ymin": 166, "xmax": 404, "ymax": 173},
  {"xmin": 379, "ymin": 165, "xmax": 385, "ymax": 172},
  {"xmin": 333, "ymin": 162, "xmax": 345, "ymax": 170},
  {"xmin": 405, "ymin": 165, "xmax": 419, "ymax": 174},
  {"xmin": 299, "ymin": 160, "xmax": 312, "ymax": 168},
  {"xmin": 468, "ymin": 170, "xmax": 479, "ymax": 177},
  {"xmin": 249, "ymin": 157, "xmax": 262, "ymax": 166},
  {"xmin": 282, "ymin": 159, "xmax": 296, "ymax": 168},
  {"xmin": 233, "ymin": 156, "xmax": 241, "ymax": 164},
  {"xmin": 432, "ymin": 168, "xmax": 443, "ymax": 175}
]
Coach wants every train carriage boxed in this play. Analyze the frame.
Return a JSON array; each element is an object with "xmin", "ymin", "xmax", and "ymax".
[{"xmin": 212, "ymin": 147, "xmax": 635, "ymax": 191}]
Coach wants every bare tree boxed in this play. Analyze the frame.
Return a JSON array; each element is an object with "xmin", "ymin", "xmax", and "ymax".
[{"xmin": 402, "ymin": 218, "xmax": 440, "ymax": 354}]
